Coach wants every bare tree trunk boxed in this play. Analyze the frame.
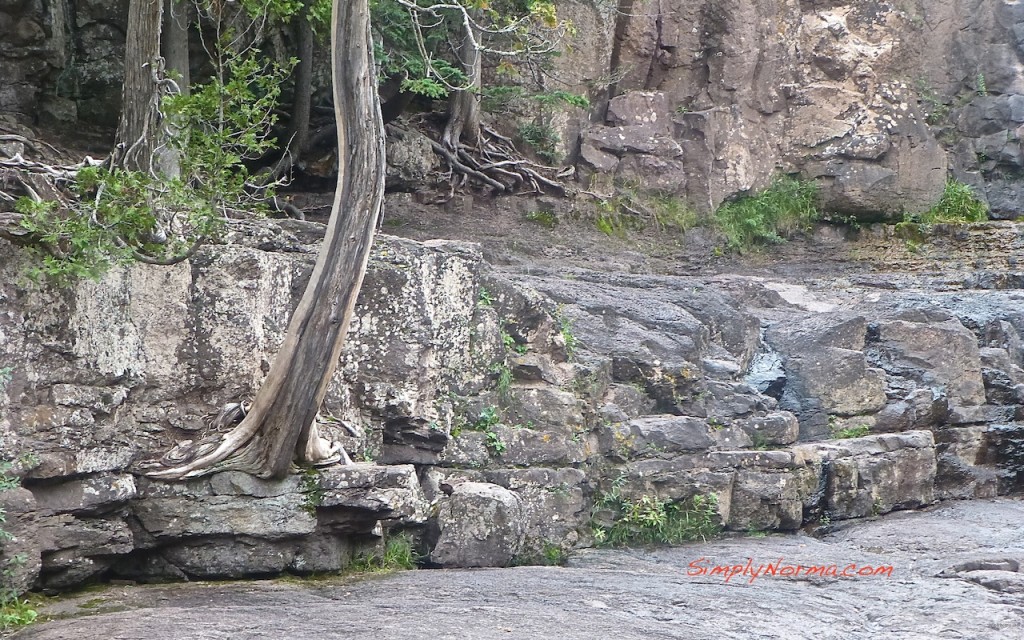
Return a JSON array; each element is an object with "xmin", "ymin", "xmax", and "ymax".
[
  {"xmin": 147, "ymin": 0, "xmax": 386, "ymax": 480},
  {"xmin": 112, "ymin": 0, "xmax": 167, "ymax": 174},
  {"xmin": 161, "ymin": 0, "xmax": 189, "ymax": 97},
  {"xmin": 441, "ymin": 16, "xmax": 481, "ymax": 150}
]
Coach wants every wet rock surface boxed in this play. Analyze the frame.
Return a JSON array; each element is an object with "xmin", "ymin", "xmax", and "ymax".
[{"xmin": 14, "ymin": 498, "xmax": 1024, "ymax": 640}]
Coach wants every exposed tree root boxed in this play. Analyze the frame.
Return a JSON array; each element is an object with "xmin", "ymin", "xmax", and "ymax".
[{"xmin": 389, "ymin": 123, "xmax": 567, "ymax": 200}]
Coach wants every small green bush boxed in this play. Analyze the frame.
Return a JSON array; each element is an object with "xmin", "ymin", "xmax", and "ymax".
[{"xmin": 713, "ymin": 176, "xmax": 820, "ymax": 251}]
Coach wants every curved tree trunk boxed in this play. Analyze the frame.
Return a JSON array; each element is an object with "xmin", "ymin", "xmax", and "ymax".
[
  {"xmin": 441, "ymin": 15, "xmax": 481, "ymax": 150},
  {"xmin": 148, "ymin": 0, "xmax": 386, "ymax": 480},
  {"xmin": 112, "ymin": 0, "xmax": 167, "ymax": 174}
]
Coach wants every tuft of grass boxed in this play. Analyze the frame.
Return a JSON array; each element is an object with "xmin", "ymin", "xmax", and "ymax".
[
  {"xmin": 349, "ymin": 533, "xmax": 418, "ymax": 573},
  {"xmin": 713, "ymin": 176, "xmax": 820, "ymax": 252},
  {"xmin": 591, "ymin": 477, "xmax": 720, "ymax": 547},
  {"xmin": 912, "ymin": 179, "xmax": 988, "ymax": 224},
  {"xmin": 588, "ymin": 182, "xmax": 698, "ymax": 237}
]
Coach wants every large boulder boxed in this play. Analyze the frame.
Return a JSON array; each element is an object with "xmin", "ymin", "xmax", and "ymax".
[{"xmin": 429, "ymin": 482, "xmax": 525, "ymax": 568}]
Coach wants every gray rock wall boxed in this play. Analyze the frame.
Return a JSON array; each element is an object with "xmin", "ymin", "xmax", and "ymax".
[{"xmin": 1, "ymin": 221, "xmax": 1023, "ymax": 594}]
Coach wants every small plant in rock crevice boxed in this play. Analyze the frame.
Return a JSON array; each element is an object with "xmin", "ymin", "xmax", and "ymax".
[
  {"xmin": 553, "ymin": 306, "xmax": 579, "ymax": 359},
  {"xmin": 477, "ymin": 287, "xmax": 495, "ymax": 308},
  {"xmin": 829, "ymin": 417, "xmax": 871, "ymax": 440},
  {"xmin": 454, "ymin": 406, "xmax": 508, "ymax": 457},
  {"xmin": 299, "ymin": 467, "xmax": 325, "ymax": 515}
]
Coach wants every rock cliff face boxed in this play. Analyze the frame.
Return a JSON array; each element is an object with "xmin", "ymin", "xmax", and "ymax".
[
  {"xmin": 0, "ymin": 221, "xmax": 1021, "ymax": 591},
  {"xmin": 5, "ymin": 1, "xmax": 1024, "ymax": 217},
  {"xmin": 566, "ymin": 0, "xmax": 1024, "ymax": 218}
]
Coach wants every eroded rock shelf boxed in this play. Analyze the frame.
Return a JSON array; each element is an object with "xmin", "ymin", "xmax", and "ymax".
[{"xmin": 1, "ymin": 220, "xmax": 1022, "ymax": 592}]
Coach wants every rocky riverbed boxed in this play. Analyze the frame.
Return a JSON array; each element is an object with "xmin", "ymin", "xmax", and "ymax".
[{"xmin": 11, "ymin": 497, "xmax": 1024, "ymax": 640}]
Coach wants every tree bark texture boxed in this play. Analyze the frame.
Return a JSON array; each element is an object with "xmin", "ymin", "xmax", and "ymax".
[
  {"xmin": 441, "ymin": 16, "xmax": 481, "ymax": 149},
  {"xmin": 148, "ymin": 0, "xmax": 386, "ymax": 480},
  {"xmin": 113, "ymin": 0, "xmax": 166, "ymax": 174},
  {"xmin": 161, "ymin": 0, "xmax": 190, "ymax": 97}
]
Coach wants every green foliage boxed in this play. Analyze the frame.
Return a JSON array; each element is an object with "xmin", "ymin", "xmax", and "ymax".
[
  {"xmin": 914, "ymin": 179, "xmax": 988, "ymax": 224},
  {"xmin": 0, "ymin": 594, "xmax": 37, "ymax": 631},
  {"xmin": 712, "ymin": 176, "xmax": 821, "ymax": 252},
  {"xmin": 592, "ymin": 479, "xmax": 721, "ymax": 547},
  {"xmin": 832, "ymin": 423, "xmax": 871, "ymax": 440},
  {"xmin": 491, "ymin": 361, "xmax": 514, "ymax": 398},
  {"xmin": 649, "ymin": 193, "xmax": 699, "ymax": 233},
  {"xmin": 472, "ymin": 406, "xmax": 501, "ymax": 431},
  {"xmin": 828, "ymin": 415, "xmax": 869, "ymax": 439},
  {"xmin": 554, "ymin": 307, "xmax": 578, "ymax": 359},
  {"xmin": 0, "ymin": 367, "xmax": 11, "ymax": 392},
  {"xmin": 349, "ymin": 532, "xmax": 418, "ymax": 572},
  {"xmin": 457, "ymin": 406, "xmax": 507, "ymax": 456},
  {"xmin": 976, "ymin": 73, "xmax": 988, "ymax": 96},
  {"xmin": 587, "ymin": 180, "xmax": 699, "ymax": 237},
  {"xmin": 164, "ymin": 52, "xmax": 292, "ymax": 186},
  {"xmin": 485, "ymin": 429, "xmax": 507, "ymax": 455},
  {"xmin": 477, "ymin": 287, "xmax": 494, "ymax": 307},
  {"xmin": 518, "ymin": 122, "xmax": 561, "ymax": 164},
  {"xmin": 483, "ymin": 84, "xmax": 588, "ymax": 166},
  {"xmin": 501, "ymin": 329, "xmax": 528, "ymax": 355},
  {"xmin": 512, "ymin": 540, "xmax": 569, "ymax": 566},
  {"xmin": 20, "ymin": 26, "xmax": 291, "ymax": 284},
  {"xmin": 482, "ymin": 86, "xmax": 590, "ymax": 113},
  {"xmin": 371, "ymin": 0, "xmax": 468, "ymax": 98}
]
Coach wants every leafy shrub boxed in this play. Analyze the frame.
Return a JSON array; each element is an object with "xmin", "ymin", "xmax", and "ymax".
[{"xmin": 713, "ymin": 176, "xmax": 821, "ymax": 251}]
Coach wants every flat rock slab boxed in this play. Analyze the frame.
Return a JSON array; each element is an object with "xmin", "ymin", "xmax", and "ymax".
[{"xmin": 15, "ymin": 499, "xmax": 1024, "ymax": 640}]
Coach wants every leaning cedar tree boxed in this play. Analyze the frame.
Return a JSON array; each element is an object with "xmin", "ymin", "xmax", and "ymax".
[{"xmin": 146, "ymin": 0, "xmax": 386, "ymax": 480}]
